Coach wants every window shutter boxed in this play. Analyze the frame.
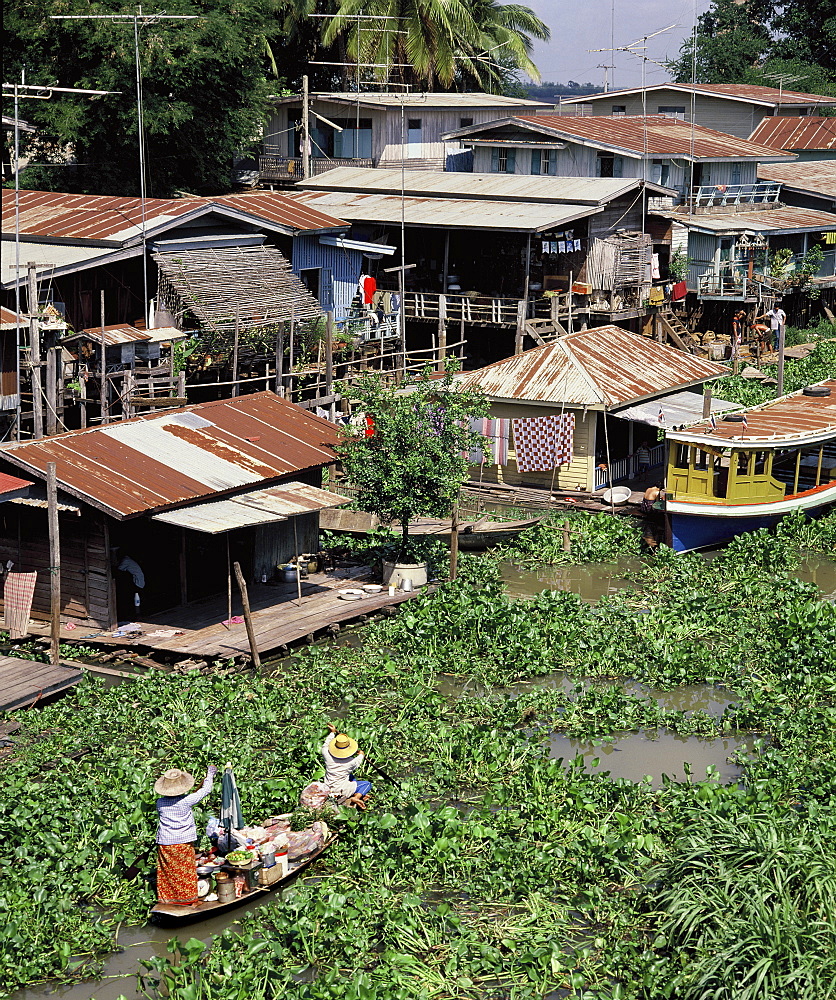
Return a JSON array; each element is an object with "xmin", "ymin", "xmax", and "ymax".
[
  {"xmin": 491, "ymin": 147, "xmax": 499, "ymax": 172},
  {"xmin": 531, "ymin": 149, "xmax": 541, "ymax": 175},
  {"xmin": 507, "ymin": 149, "xmax": 516, "ymax": 173}
]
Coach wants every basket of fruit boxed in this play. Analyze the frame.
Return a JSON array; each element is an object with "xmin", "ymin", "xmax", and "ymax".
[{"xmin": 226, "ymin": 850, "xmax": 253, "ymax": 868}]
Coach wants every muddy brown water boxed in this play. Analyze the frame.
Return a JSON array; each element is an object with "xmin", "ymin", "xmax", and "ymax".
[
  {"xmin": 793, "ymin": 554, "xmax": 836, "ymax": 599},
  {"xmin": 500, "ymin": 559, "xmax": 642, "ymax": 602},
  {"xmin": 548, "ymin": 729, "xmax": 753, "ymax": 788}
]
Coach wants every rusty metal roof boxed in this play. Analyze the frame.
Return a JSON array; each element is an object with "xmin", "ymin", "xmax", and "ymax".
[
  {"xmin": 757, "ymin": 162, "xmax": 836, "ymax": 201},
  {"xmin": 561, "ymin": 83, "xmax": 836, "ymax": 108},
  {"xmin": 152, "ymin": 481, "xmax": 346, "ymax": 533},
  {"xmin": 668, "ymin": 380, "xmax": 836, "ymax": 447},
  {"xmin": 64, "ymin": 324, "xmax": 187, "ymax": 346},
  {"xmin": 749, "ymin": 117, "xmax": 836, "ymax": 151},
  {"xmin": 0, "ymin": 471, "xmax": 31, "ymax": 500},
  {"xmin": 0, "ymin": 392, "xmax": 341, "ymax": 519},
  {"xmin": 453, "ymin": 326, "xmax": 729, "ymax": 408},
  {"xmin": 0, "ymin": 189, "xmax": 346, "ymax": 244},
  {"xmin": 505, "ymin": 115, "xmax": 795, "ymax": 161},
  {"xmin": 271, "ymin": 91, "xmax": 550, "ymax": 109},
  {"xmin": 668, "ymin": 206, "xmax": 836, "ymax": 235},
  {"xmin": 0, "ymin": 305, "xmax": 23, "ymax": 328}
]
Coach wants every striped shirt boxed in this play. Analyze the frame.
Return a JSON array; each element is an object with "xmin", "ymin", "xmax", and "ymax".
[{"xmin": 155, "ymin": 772, "xmax": 214, "ymax": 846}]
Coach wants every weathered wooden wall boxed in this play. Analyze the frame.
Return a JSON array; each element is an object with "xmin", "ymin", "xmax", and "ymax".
[{"xmin": 0, "ymin": 504, "xmax": 113, "ymax": 627}]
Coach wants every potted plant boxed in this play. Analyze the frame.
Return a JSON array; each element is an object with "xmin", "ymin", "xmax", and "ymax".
[{"xmin": 334, "ymin": 364, "xmax": 488, "ymax": 585}]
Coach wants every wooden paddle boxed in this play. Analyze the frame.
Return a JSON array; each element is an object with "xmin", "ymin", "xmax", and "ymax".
[
  {"xmin": 122, "ymin": 841, "xmax": 157, "ymax": 880},
  {"xmin": 364, "ymin": 757, "xmax": 400, "ymax": 788}
]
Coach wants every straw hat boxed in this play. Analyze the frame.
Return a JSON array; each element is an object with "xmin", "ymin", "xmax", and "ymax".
[
  {"xmin": 329, "ymin": 733, "xmax": 359, "ymax": 759},
  {"xmin": 154, "ymin": 768, "xmax": 195, "ymax": 796}
]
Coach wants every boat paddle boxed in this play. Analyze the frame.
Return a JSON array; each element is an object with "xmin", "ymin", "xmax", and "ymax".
[
  {"xmin": 364, "ymin": 756, "xmax": 401, "ymax": 789},
  {"xmin": 122, "ymin": 841, "xmax": 157, "ymax": 880}
]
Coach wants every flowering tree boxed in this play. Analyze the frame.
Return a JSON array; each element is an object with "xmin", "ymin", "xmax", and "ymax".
[{"xmin": 336, "ymin": 366, "xmax": 488, "ymax": 560}]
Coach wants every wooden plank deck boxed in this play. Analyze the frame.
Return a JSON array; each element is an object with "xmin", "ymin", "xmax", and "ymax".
[
  {"xmin": 26, "ymin": 568, "xmax": 422, "ymax": 660},
  {"xmin": 0, "ymin": 656, "xmax": 84, "ymax": 711}
]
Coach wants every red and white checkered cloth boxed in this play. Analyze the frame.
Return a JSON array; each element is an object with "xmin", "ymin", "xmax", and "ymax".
[
  {"xmin": 512, "ymin": 414, "xmax": 574, "ymax": 472},
  {"xmin": 3, "ymin": 571, "xmax": 37, "ymax": 639}
]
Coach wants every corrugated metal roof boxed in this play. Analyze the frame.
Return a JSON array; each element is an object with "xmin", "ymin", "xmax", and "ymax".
[
  {"xmin": 0, "ymin": 189, "xmax": 346, "ymax": 243},
  {"xmin": 0, "ymin": 392, "xmax": 341, "ymax": 519},
  {"xmin": 152, "ymin": 481, "xmax": 347, "ymax": 533},
  {"xmin": 668, "ymin": 380, "xmax": 836, "ymax": 446},
  {"xmin": 614, "ymin": 390, "xmax": 741, "ymax": 426},
  {"xmin": 757, "ymin": 162, "xmax": 836, "ymax": 201},
  {"xmin": 561, "ymin": 83, "xmax": 836, "ymax": 108},
  {"xmin": 749, "ymin": 117, "xmax": 836, "ymax": 151},
  {"xmin": 1, "ymin": 240, "xmax": 135, "ymax": 289},
  {"xmin": 0, "ymin": 471, "xmax": 31, "ymax": 500},
  {"xmin": 289, "ymin": 189, "xmax": 600, "ymax": 232},
  {"xmin": 0, "ymin": 305, "xmax": 23, "ymax": 328},
  {"xmin": 668, "ymin": 206, "xmax": 836, "ymax": 235},
  {"xmin": 496, "ymin": 115, "xmax": 796, "ymax": 161},
  {"xmin": 64, "ymin": 324, "xmax": 187, "ymax": 346},
  {"xmin": 452, "ymin": 326, "xmax": 729, "ymax": 408},
  {"xmin": 296, "ymin": 168, "xmax": 674, "ymax": 204},
  {"xmin": 273, "ymin": 91, "xmax": 551, "ymax": 108}
]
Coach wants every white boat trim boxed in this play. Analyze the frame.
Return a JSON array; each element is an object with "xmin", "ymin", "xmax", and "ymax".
[{"xmin": 667, "ymin": 483, "xmax": 836, "ymax": 518}]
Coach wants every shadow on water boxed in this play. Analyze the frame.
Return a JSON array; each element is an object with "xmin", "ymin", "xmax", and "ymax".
[
  {"xmin": 793, "ymin": 554, "xmax": 836, "ymax": 600},
  {"xmin": 548, "ymin": 729, "xmax": 753, "ymax": 789}
]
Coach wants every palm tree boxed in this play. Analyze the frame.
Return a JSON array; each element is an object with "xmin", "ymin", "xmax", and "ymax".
[{"xmin": 322, "ymin": 0, "xmax": 550, "ymax": 90}]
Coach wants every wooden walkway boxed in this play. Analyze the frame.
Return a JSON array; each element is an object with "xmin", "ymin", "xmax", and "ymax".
[
  {"xmin": 27, "ymin": 568, "xmax": 420, "ymax": 660},
  {"xmin": 0, "ymin": 656, "xmax": 84, "ymax": 711}
]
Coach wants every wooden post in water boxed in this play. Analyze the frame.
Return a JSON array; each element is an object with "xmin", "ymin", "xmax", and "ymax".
[
  {"xmin": 233, "ymin": 560, "xmax": 260, "ymax": 668},
  {"xmin": 46, "ymin": 462, "xmax": 61, "ymax": 666},
  {"xmin": 449, "ymin": 501, "xmax": 459, "ymax": 581},
  {"xmin": 562, "ymin": 520, "xmax": 571, "ymax": 553}
]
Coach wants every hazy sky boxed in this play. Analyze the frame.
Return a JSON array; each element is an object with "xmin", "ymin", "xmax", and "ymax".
[{"xmin": 524, "ymin": 0, "xmax": 712, "ymax": 92}]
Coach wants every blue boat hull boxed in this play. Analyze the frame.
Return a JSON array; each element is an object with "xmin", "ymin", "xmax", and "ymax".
[{"xmin": 670, "ymin": 513, "xmax": 781, "ymax": 552}]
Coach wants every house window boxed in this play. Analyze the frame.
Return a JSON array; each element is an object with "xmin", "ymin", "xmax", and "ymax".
[
  {"xmin": 459, "ymin": 117, "xmax": 474, "ymax": 128},
  {"xmin": 657, "ymin": 105, "xmax": 686, "ymax": 119},
  {"xmin": 531, "ymin": 149, "xmax": 556, "ymax": 175},
  {"xmin": 652, "ymin": 158, "xmax": 670, "ymax": 186},
  {"xmin": 611, "ymin": 105, "xmax": 627, "ymax": 116},
  {"xmin": 596, "ymin": 152, "xmax": 623, "ymax": 177},
  {"xmin": 491, "ymin": 147, "xmax": 516, "ymax": 173},
  {"xmin": 332, "ymin": 118, "xmax": 373, "ymax": 158}
]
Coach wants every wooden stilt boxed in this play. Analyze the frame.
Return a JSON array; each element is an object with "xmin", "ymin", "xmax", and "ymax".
[
  {"xmin": 233, "ymin": 561, "xmax": 260, "ymax": 668},
  {"xmin": 46, "ymin": 462, "xmax": 61, "ymax": 666}
]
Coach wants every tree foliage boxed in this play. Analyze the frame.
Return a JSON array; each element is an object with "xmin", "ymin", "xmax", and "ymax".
[
  {"xmin": 668, "ymin": 0, "xmax": 836, "ymax": 94},
  {"xmin": 335, "ymin": 366, "xmax": 488, "ymax": 557},
  {"xmin": 322, "ymin": 0, "xmax": 550, "ymax": 90},
  {"xmin": 4, "ymin": 0, "xmax": 290, "ymax": 196}
]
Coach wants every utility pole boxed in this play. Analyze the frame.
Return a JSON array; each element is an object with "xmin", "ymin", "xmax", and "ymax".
[
  {"xmin": 46, "ymin": 462, "xmax": 61, "ymax": 667},
  {"xmin": 302, "ymin": 74, "xmax": 310, "ymax": 180},
  {"xmin": 27, "ymin": 263, "xmax": 44, "ymax": 440}
]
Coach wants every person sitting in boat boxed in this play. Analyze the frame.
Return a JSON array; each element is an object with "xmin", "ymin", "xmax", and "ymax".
[
  {"xmin": 641, "ymin": 484, "xmax": 665, "ymax": 512},
  {"xmin": 323, "ymin": 723, "xmax": 372, "ymax": 810},
  {"xmin": 154, "ymin": 764, "xmax": 217, "ymax": 906}
]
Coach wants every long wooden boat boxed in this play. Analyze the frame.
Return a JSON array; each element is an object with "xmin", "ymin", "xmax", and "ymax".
[
  {"xmin": 149, "ymin": 835, "xmax": 337, "ymax": 926},
  {"xmin": 320, "ymin": 508, "xmax": 543, "ymax": 548},
  {"xmin": 664, "ymin": 379, "xmax": 836, "ymax": 552}
]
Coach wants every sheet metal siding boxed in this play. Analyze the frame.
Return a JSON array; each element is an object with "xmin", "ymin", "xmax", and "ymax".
[
  {"xmin": 1, "ymin": 189, "xmax": 345, "ymax": 241},
  {"xmin": 679, "ymin": 207, "xmax": 836, "ymax": 234},
  {"xmin": 297, "ymin": 168, "xmax": 669, "ymax": 206},
  {"xmin": 750, "ymin": 117, "xmax": 836, "ymax": 151},
  {"xmin": 757, "ymin": 162, "xmax": 836, "ymax": 200},
  {"xmin": 289, "ymin": 191, "xmax": 598, "ymax": 233},
  {"xmin": 511, "ymin": 115, "xmax": 792, "ymax": 161},
  {"xmin": 670, "ymin": 380, "xmax": 836, "ymax": 444},
  {"xmin": 588, "ymin": 197, "xmax": 644, "ymax": 241},
  {"xmin": 0, "ymin": 392, "xmax": 340, "ymax": 518},
  {"xmin": 686, "ymin": 231, "xmax": 717, "ymax": 289},
  {"xmin": 292, "ymin": 236, "xmax": 362, "ymax": 314},
  {"xmin": 454, "ymin": 326, "xmax": 727, "ymax": 407}
]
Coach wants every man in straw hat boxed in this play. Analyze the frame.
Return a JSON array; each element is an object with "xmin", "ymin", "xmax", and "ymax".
[
  {"xmin": 323, "ymin": 723, "xmax": 372, "ymax": 809},
  {"xmin": 154, "ymin": 763, "xmax": 217, "ymax": 905}
]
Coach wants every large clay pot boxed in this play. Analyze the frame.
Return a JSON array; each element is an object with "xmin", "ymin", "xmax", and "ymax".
[{"xmin": 382, "ymin": 561, "xmax": 428, "ymax": 589}]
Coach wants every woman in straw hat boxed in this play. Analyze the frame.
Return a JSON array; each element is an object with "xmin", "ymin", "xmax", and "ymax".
[
  {"xmin": 323, "ymin": 723, "xmax": 372, "ymax": 809},
  {"xmin": 154, "ymin": 764, "xmax": 217, "ymax": 905}
]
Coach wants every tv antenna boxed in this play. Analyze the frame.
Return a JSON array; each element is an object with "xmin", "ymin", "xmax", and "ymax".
[{"xmin": 762, "ymin": 72, "xmax": 808, "ymax": 109}]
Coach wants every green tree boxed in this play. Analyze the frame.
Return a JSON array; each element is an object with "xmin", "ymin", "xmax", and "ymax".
[
  {"xmin": 4, "ymin": 0, "xmax": 288, "ymax": 197},
  {"xmin": 334, "ymin": 366, "xmax": 488, "ymax": 559},
  {"xmin": 322, "ymin": 0, "xmax": 549, "ymax": 91}
]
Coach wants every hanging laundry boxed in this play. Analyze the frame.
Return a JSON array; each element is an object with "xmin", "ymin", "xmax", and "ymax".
[
  {"xmin": 553, "ymin": 413, "xmax": 575, "ymax": 467},
  {"xmin": 550, "ymin": 241, "xmax": 558, "ymax": 254},
  {"xmin": 573, "ymin": 239, "xmax": 581, "ymax": 252},
  {"xmin": 823, "ymin": 232, "xmax": 836, "ymax": 244},
  {"xmin": 512, "ymin": 416, "xmax": 560, "ymax": 472},
  {"xmin": 467, "ymin": 417, "xmax": 510, "ymax": 465},
  {"xmin": 542, "ymin": 241, "xmax": 551, "ymax": 254},
  {"xmin": 3, "ymin": 571, "xmax": 37, "ymax": 639},
  {"xmin": 360, "ymin": 274, "xmax": 376, "ymax": 305},
  {"xmin": 651, "ymin": 253, "xmax": 661, "ymax": 279},
  {"xmin": 390, "ymin": 292, "xmax": 401, "ymax": 312},
  {"xmin": 649, "ymin": 286, "xmax": 665, "ymax": 306},
  {"xmin": 671, "ymin": 281, "xmax": 687, "ymax": 301}
]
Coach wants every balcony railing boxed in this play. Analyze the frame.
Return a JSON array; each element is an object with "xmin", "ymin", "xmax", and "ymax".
[
  {"xmin": 691, "ymin": 182, "xmax": 781, "ymax": 208},
  {"xmin": 594, "ymin": 444, "xmax": 665, "ymax": 489},
  {"xmin": 258, "ymin": 155, "xmax": 375, "ymax": 182}
]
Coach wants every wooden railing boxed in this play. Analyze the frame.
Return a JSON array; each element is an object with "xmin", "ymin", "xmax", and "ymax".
[
  {"xmin": 595, "ymin": 444, "xmax": 664, "ymax": 489},
  {"xmin": 395, "ymin": 291, "xmax": 570, "ymax": 328},
  {"xmin": 258, "ymin": 155, "xmax": 375, "ymax": 182}
]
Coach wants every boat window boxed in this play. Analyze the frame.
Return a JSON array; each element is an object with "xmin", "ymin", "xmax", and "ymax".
[
  {"xmin": 675, "ymin": 443, "xmax": 690, "ymax": 467},
  {"xmin": 737, "ymin": 452, "xmax": 752, "ymax": 476},
  {"xmin": 694, "ymin": 449, "xmax": 710, "ymax": 471},
  {"xmin": 754, "ymin": 451, "xmax": 768, "ymax": 475}
]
